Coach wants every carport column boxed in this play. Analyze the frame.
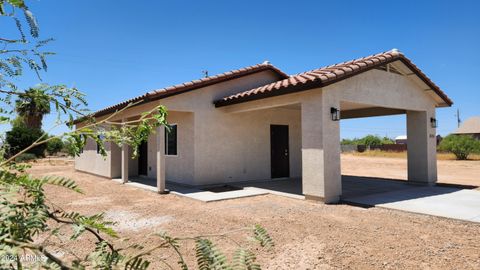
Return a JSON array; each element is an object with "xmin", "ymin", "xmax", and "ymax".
[
  {"xmin": 121, "ymin": 119, "xmax": 129, "ymax": 184},
  {"xmin": 156, "ymin": 125, "xmax": 166, "ymax": 193},
  {"xmin": 406, "ymin": 108, "xmax": 437, "ymax": 184},
  {"xmin": 301, "ymin": 91, "xmax": 342, "ymax": 203}
]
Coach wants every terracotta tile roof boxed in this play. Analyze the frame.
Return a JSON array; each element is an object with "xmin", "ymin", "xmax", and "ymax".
[
  {"xmin": 214, "ymin": 49, "xmax": 453, "ymax": 107},
  {"xmin": 74, "ymin": 63, "xmax": 288, "ymax": 123}
]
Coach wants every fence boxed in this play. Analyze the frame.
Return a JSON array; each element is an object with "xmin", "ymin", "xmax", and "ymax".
[{"xmin": 341, "ymin": 144, "xmax": 407, "ymax": 153}]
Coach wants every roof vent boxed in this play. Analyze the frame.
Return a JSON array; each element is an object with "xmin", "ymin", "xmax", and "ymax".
[
  {"xmin": 391, "ymin": 48, "xmax": 400, "ymax": 53},
  {"xmin": 262, "ymin": 60, "xmax": 271, "ymax": 65}
]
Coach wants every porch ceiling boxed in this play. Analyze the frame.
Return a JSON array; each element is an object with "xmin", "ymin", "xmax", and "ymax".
[{"xmin": 340, "ymin": 101, "xmax": 405, "ymax": 119}]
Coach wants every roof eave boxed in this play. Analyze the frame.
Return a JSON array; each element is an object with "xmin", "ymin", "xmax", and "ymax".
[
  {"xmin": 73, "ymin": 64, "xmax": 288, "ymax": 124},
  {"xmin": 214, "ymin": 55, "xmax": 453, "ymax": 108}
]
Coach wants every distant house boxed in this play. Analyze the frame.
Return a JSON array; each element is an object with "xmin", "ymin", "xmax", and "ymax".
[
  {"xmin": 453, "ymin": 117, "xmax": 480, "ymax": 140},
  {"xmin": 395, "ymin": 134, "xmax": 442, "ymax": 145},
  {"xmin": 395, "ymin": 135, "xmax": 407, "ymax": 144}
]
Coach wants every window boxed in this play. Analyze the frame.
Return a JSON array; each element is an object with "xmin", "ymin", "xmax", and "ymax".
[
  {"xmin": 96, "ymin": 135, "xmax": 105, "ymax": 154},
  {"xmin": 165, "ymin": 124, "xmax": 177, "ymax": 155}
]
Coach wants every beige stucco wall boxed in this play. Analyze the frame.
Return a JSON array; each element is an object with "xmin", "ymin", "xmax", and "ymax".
[
  {"xmin": 193, "ymin": 107, "xmax": 302, "ymax": 185},
  {"xmin": 145, "ymin": 111, "xmax": 195, "ymax": 184},
  {"xmin": 74, "ymin": 138, "xmax": 113, "ymax": 178},
  {"xmin": 153, "ymin": 70, "xmax": 301, "ymax": 185}
]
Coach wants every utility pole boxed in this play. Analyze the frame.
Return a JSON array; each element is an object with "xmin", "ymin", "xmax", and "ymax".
[
  {"xmin": 202, "ymin": 70, "xmax": 209, "ymax": 78},
  {"xmin": 455, "ymin": 108, "xmax": 461, "ymax": 128}
]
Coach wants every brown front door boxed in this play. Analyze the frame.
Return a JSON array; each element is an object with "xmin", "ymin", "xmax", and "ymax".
[
  {"xmin": 138, "ymin": 141, "xmax": 148, "ymax": 176},
  {"xmin": 270, "ymin": 125, "xmax": 290, "ymax": 178}
]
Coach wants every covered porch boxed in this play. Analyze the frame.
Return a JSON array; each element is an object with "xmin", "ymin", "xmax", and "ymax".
[{"xmin": 215, "ymin": 65, "xmax": 442, "ymax": 203}]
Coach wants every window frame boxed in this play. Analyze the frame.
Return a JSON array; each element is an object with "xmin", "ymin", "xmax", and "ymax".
[{"xmin": 165, "ymin": 123, "xmax": 178, "ymax": 156}]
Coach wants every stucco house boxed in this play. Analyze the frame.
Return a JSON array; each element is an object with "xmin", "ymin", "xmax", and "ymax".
[
  {"xmin": 453, "ymin": 116, "xmax": 480, "ymax": 139},
  {"xmin": 74, "ymin": 49, "xmax": 452, "ymax": 203}
]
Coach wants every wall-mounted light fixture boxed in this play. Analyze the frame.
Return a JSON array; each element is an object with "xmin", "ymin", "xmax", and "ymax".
[
  {"xmin": 430, "ymin": 117, "xmax": 438, "ymax": 128},
  {"xmin": 330, "ymin": 107, "xmax": 340, "ymax": 121}
]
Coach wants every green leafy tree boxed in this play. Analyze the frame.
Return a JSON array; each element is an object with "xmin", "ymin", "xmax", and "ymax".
[
  {"xmin": 46, "ymin": 136, "xmax": 64, "ymax": 155},
  {"xmin": 381, "ymin": 136, "xmax": 394, "ymax": 144},
  {"xmin": 438, "ymin": 134, "xmax": 480, "ymax": 160},
  {"xmin": 0, "ymin": 1, "xmax": 273, "ymax": 269},
  {"xmin": 360, "ymin": 135, "xmax": 382, "ymax": 147},
  {"xmin": 5, "ymin": 119, "xmax": 46, "ymax": 157}
]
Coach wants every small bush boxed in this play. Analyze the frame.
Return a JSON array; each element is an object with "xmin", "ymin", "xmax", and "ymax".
[
  {"xmin": 46, "ymin": 137, "xmax": 64, "ymax": 155},
  {"xmin": 14, "ymin": 153, "xmax": 37, "ymax": 162},
  {"xmin": 438, "ymin": 134, "xmax": 480, "ymax": 160}
]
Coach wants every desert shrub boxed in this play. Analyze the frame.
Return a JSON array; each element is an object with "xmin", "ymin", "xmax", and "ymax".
[
  {"xmin": 341, "ymin": 135, "xmax": 393, "ymax": 146},
  {"xmin": 359, "ymin": 135, "xmax": 383, "ymax": 147},
  {"xmin": 381, "ymin": 136, "xmax": 395, "ymax": 144},
  {"xmin": 5, "ymin": 123, "xmax": 47, "ymax": 158},
  {"xmin": 14, "ymin": 153, "xmax": 37, "ymax": 162},
  {"xmin": 46, "ymin": 137, "xmax": 64, "ymax": 155},
  {"xmin": 438, "ymin": 134, "xmax": 480, "ymax": 160}
]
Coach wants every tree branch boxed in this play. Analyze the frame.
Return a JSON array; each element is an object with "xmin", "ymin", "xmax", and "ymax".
[
  {"xmin": 48, "ymin": 212, "xmax": 116, "ymax": 253},
  {"xmin": 3, "ymin": 238, "xmax": 73, "ymax": 270}
]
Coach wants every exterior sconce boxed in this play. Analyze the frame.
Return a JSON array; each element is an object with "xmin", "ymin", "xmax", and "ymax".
[
  {"xmin": 330, "ymin": 107, "xmax": 340, "ymax": 121},
  {"xmin": 430, "ymin": 117, "xmax": 438, "ymax": 128}
]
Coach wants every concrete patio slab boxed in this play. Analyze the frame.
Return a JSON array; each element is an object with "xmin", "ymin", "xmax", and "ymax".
[
  {"xmin": 343, "ymin": 186, "xmax": 480, "ymax": 223},
  {"xmin": 171, "ymin": 188, "xmax": 269, "ymax": 202},
  {"xmin": 116, "ymin": 176, "xmax": 480, "ymax": 223},
  {"xmin": 114, "ymin": 177, "xmax": 270, "ymax": 202}
]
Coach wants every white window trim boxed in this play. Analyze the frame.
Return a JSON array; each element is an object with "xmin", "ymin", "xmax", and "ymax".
[{"xmin": 165, "ymin": 123, "xmax": 178, "ymax": 157}]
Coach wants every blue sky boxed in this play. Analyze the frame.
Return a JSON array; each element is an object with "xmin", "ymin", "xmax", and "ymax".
[{"xmin": 4, "ymin": 0, "xmax": 480, "ymax": 138}]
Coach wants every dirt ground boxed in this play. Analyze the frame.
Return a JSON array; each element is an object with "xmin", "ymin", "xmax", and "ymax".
[
  {"xmin": 342, "ymin": 154, "xmax": 480, "ymax": 188},
  {"xmin": 29, "ymin": 161, "xmax": 480, "ymax": 270}
]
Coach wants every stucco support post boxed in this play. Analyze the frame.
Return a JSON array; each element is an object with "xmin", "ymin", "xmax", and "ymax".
[
  {"xmin": 301, "ymin": 91, "xmax": 342, "ymax": 203},
  {"xmin": 121, "ymin": 120, "xmax": 129, "ymax": 184},
  {"xmin": 406, "ymin": 109, "xmax": 437, "ymax": 184},
  {"xmin": 156, "ymin": 126, "xmax": 167, "ymax": 194}
]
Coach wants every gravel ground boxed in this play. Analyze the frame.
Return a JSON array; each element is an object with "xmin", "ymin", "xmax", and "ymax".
[
  {"xmin": 342, "ymin": 154, "xmax": 480, "ymax": 188},
  {"xmin": 29, "ymin": 162, "xmax": 480, "ymax": 269}
]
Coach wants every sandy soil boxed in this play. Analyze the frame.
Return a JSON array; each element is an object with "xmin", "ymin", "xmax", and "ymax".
[
  {"xmin": 28, "ymin": 163, "xmax": 480, "ymax": 270},
  {"xmin": 342, "ymin": 154, "xmax": 480, "ymax": 188}
]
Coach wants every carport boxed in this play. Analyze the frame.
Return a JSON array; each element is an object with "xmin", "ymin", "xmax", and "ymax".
[{"xmin": 214, "ymin": 49, "xmax": 453, "ymax": 203}]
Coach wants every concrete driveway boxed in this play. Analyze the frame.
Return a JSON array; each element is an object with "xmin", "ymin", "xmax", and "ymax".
[
  {"xmin": 342, "ymin": 176, "xmax": 480, "ymax": 223},
  {"xmin": 237, "ymin": 176, "xmax": 480, "ymax": 223}
]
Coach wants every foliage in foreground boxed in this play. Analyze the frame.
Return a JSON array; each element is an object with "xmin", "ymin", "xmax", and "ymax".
[
  {"xmin": 438, "ymin": 134, "xmax": 480, "ymax": 160},
  {"xmin": 0, "ymin": 166, "xmax": 274, "ymax": 269},
  {"xmin": 0, "ymin": 1, "xmax": 273, "ymax": 269}
]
